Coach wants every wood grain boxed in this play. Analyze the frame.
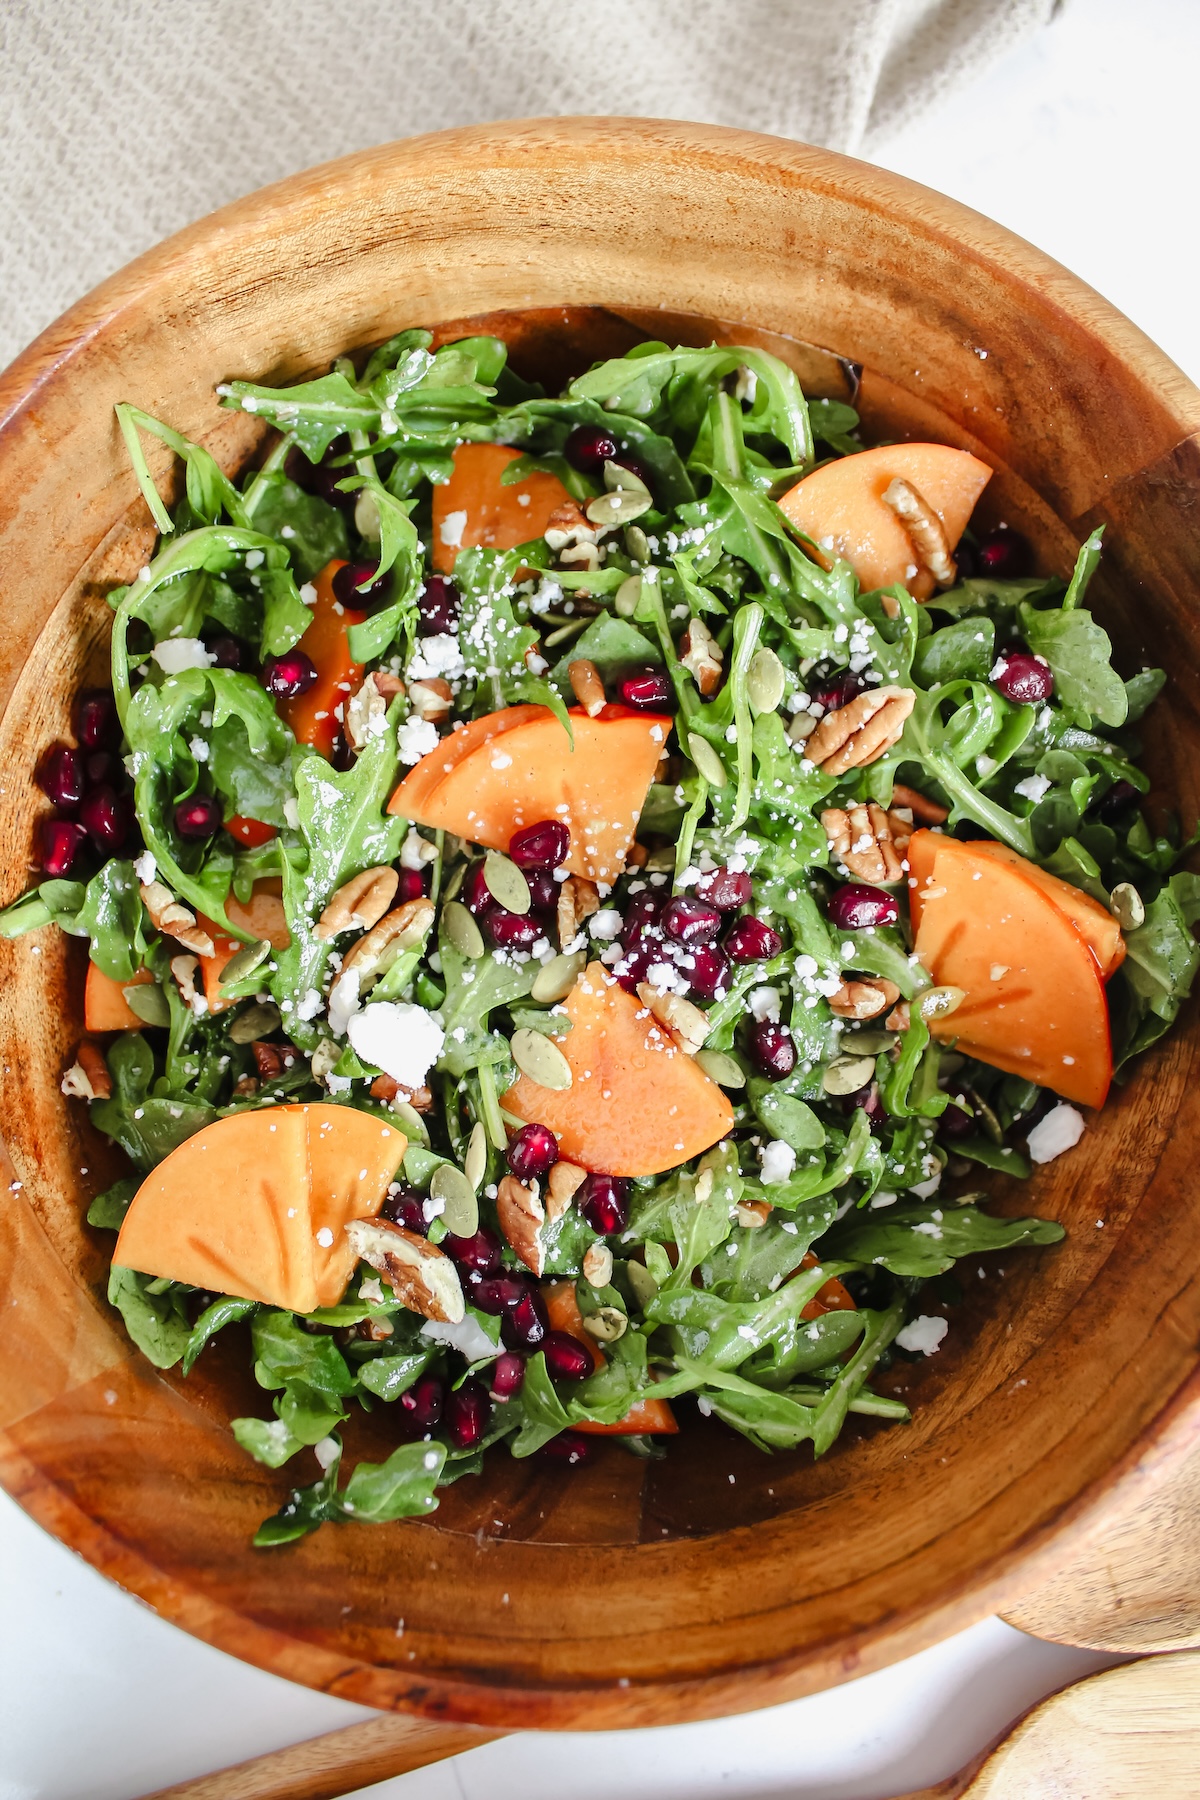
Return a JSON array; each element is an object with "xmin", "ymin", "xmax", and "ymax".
[{"xmin": 1, "ymin": 120, "xmax": 1200, "ymax": 1732}]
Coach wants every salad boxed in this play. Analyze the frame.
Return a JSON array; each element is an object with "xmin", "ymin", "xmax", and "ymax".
[{"xmin": 5, "ymin": 326, "xmax": 1198, "ymax": 1548}]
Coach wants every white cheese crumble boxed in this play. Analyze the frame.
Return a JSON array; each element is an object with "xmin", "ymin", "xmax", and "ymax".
[
  {"xmin": 327, "ymin": 967, "xmax": 362, "ymax": 1038},
  {"xmin": 896, "ymin": 1315, "xmax": 949, "ymax": 1355},
  {"xmin": 347, "ymin": 1002, "xmax": 445, "ymax": 1088},
  {"xmin": 421, "ymin": 1314, "xmax": 497, "ymax": 1363},
  {"xmin": 398, "ymin": 715, "xmax": 439, "ymax": 765},
  {"xmin": 133, "ymin": 850, "xmax": 157, "ymax": 886},
  {"xmin": 1013, "ymin": 774, "xmax": 1051, "ymax": 804},
  {"xmin": 589, "ymin": 909, "xmax": 624, "ymax": 941},
  {"xmin": 313, "ymin": 1436, "xmax": 340, "ymax": 1470},
  {"xmin": 439, "ymin": 509, "xmax": 468, "ymax": 548},
  {"xmin": 407, "ymin": 633, "xmax": 465, "ymax": 681},
  {"xmin": 1026, "ymin": 1103, "xmax": 1085, "ymax": 1164},
  {"xmin": 759, "ymin": 1140, "xmax": 797, "ymax": 1185},
  {"xmin": 748, "ymin": 985, "xmax": 782, "ymax": 1022},
  {"xmin": 151, "ymin": 637, "xmax": 214, "ymax": 674}
]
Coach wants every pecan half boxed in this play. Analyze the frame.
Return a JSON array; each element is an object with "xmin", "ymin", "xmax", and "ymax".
[
  {"xmin": 61, "ymin": 1040, "xmax": 113, "ymax": 1101},
  {"xmin": 582, "ymin": 1241, "xmax": 614, "ymax": 1286},
  {"xmin": 636, "ymin": 983, "xmax": 710, "ymax": 1055},
  {"xmin": 407, "ymin": 676, "xmax": 452, "ymax": 724},
  {"xmin": 345, "ymin": 1219, "xmax": 465, "ymax": 1323},
  {"xmin": 139, "ymin": 880, "xmax": 213, "ymax": 957},
  {"xmin": 885, "ymin": 1000, "xmax": 911, "ymax": 1033},
  {"xmin": 558, "ymin": 874, "xmax": 600, "ymax": 950},
  {"xmin": 821, "ymin": 802, "xmax": 911, "ymax": 885},
  {"xmin": 891, "ymin": 782, "xmax": 949, "ymax": 825},
  {"xmin": 735, "ymin": 1199, "xmax": 773, "ymax": 1229},
  {"xmin": 329, "ymin": 896, "xmax": 435, "ymax": 1013},
  {"xmin": 370, "ymin": 1073, "xmax": 433, "ymax": 1112},
  {"xmin": 252, "ymin": 1040, "xmax": 297, "ymax": 1079},
  {"xmin": 568, "ymin": 658, "xmax": 606, "ymax": 718},
  {"xmin": 346, "ymin": 671, "xmax": 397, "ymax": 751},
  {"xmin": 546, "ymin": 1158, "xmax": 587, "ymax": 1222},
  {"xmin": 496, "ymin": 1173, "xmax": 547, "ymax": 1277},
  {"xmin": 316, "ymin": 867, "xmax": 400, "ymax": 941},
  {"xmin": 803, "ymin": 686, "xmax": 915, "ymax": 776},
  {"xmin": 828, "ymin": 977, "xmax": 902, "ymax": 1021},
  {"xmin": 883, "ymin": 478, "xmax": 957, "ymax": 588},
  {"xmin": 679, "ymin": 617, "xmax": 723, "ymax": 698},
  {"xmin": 544, "ymin": 501, "xmax": 599, "ymax": 552}
]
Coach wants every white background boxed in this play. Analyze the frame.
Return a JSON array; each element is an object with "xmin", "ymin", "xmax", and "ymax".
[{"xmin": 2, "ymin": 2, "xmax": 1196, "ymax": 1796}]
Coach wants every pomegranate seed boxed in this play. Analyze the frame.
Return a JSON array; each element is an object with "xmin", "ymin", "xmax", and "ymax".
[
  {"xmin": 526, "ymin": 869, "xmax": 558, "ymax": 912},
  {"xmin": 445, "ymin": 1378, "xmax": 491, "ymax": 1449},
  {"xmin": 661, "ymin": 894, "xmax": 723, "ymax": 947},
  {"xmin": 262, "ymin": 649, "xmax": 318, "ymax": 699},
  {"xmin": 484, "ymin": 905, "xmax": 543, "ymax": 951},
  {"xmin": 464, "ymin": 863, "xmax": 491, "ymax": 914},
  {"xmin": 40, "ymin": 818, "xmax": 87, "ymax": 876},
  {"xmin": 381, "ymin": 1184, "xmax": 427, "ymax": 1233},
  {"xmin": 84, "ymin": 749, "xmax": 121, "ymax": 789},
  {"xmin": 332, "ymin": 561, "xmax": 391, "ymax": 609},
  {"xmin": 847, "ymin": 1080, "xmax": 886, "ymax": 1127},
  {"xmin": 207, "ymin": 635, "xmax": 245, "ymax": 670},
  {"xmin": 329, "ymin": 730, "xmax": 356, "ymax": 772},
  {"xmin": 509, "ymin": 819, "xmax": 570, "ymax": 870},
  {"xmin": 401, "ymin": 1374, "xmax": 445, "ymax": 1431},
  {"xmin": 37, "ymin": 745, "xmax": 85, "ymax": 813},
  {"xmin": 417, "ymin": 575, "xmax": 461, "ymax": 637},
  {"xmin": 686, "ymin": 943, "xmax": 730, "ymax": 1001},
  {"xmin": 564, "ymin": 425, "xmax": 620, "ymax": 474},
  {"xmin": 621, "ymin": 890, "xmax": 663, "ymax": 948},
  {"xmin": 809, "ymin": 673, "xmax": 863, "ymax": 713},
  {"xmin": 724, "ymin": 916, "xmax": 783, "ymax": 962},
  {"xmin": 750, "ymin": 1021, "xmax": 796, "ymax": 1079},
  {"xmin": 614, "ymin": 941, "xmax": 655, "ymax": 992},
  {"xmin": 508, "ymin": 1122, "xmax": 559, "ymax": 1182},
  {"xmin": 826, "ymin": 884, "xmax": 899, "ymax": 931},
  {"xmin": 502, "ymin": 1287, "xmax": 549, "ymax": 1352},
  {"xmin": 444, "ymin": 1226, "xmax": 504, "ymax": 1276},
  {"xmin": 992, "ymin": 652, "xmax": 1053, "ymax": 704},
  {"xmin": 78, "ymin": 786, "xmax": 130, "ymax": 852},
  {"xmin": 1094, "ymin": 779, "xmax": 1139, "ymax": 824},
  {"xmin": 543, "ymin": 1331, "xmax": 593, "ymax": 1381},
  {"xmin": 976, "ymin": 526, "xmax": 1032, "ymax": 579},
  {"xmin": 174, "ymin": 794, "xmax": 221, "ymax": 840},
  {"xmin": 395, "ymin": 867, "xmax": 429, "ymax": 902},
  {"xmin": 72, "ymin": 689, "xmax": 119, "ymax": 751},
  {"xmin": 953, "ymin": 539, "xmax": 978, "ymax": 580},
  {"xmin": 697, "ymin": 867, "xmax": 752, "ymax": 910},
  {"xmin": 490, "ymin": 1352, "xmax": 526, "ymax": 1400},
  {"xmin": 285, "ymin": 443, "xmax": 352, "ymax": 508},
  {"xmin": 472, "ymin": 1274, "xmax": 529, "ymax": 1315},
  {"xmin": 619, "ymin": 667, "xmax": 673, "ymax": 711},
  {"xmin": 938, "ymin": 1098, "xmax": 975, "ymax": 1140},
  {"xmin": 541, "ymin": 1429, "xmax": 594, "ymax": 1465},
  {"xmin": 580, "ymin": 1173, "xmax": 629, "ymax": 1235}
]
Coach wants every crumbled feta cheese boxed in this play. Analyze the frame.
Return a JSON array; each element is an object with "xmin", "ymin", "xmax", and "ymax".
[
  {"xmin": 327, "ymin": 967, "xmax": 362, "ymax": 1038},
  {"xmin": 1026, "ymin": 1103, "xmax": 1084, "ymax": 1164},
  {"xmin": 439, "ymin": 509, "xmax": 468, "ymax": 548},
  {"xmin": 398, "ymin": 715, "xmax": 439, "ymax": 765},
  {"xmin": 313, "ymin": 1436, "xmax": 340, "ymax": 1469},
  {"xmin": 421, "ymin": 1314, "xmax": 496, "ymax": 1363},
  {"xmin": 315, "ymin": 1226, "xmax": 334, "ymax": 1247},
  {"xmin": 347, "ymin": 1002, "xmax": 445, "ymax": 1088},
  {"xmin": 748, "ymin": 986, "xmax": 782, "ymax": 1022},
  {"xmin": 151, "ymin": 637, "xmax": 214, "ymax": 674},
  {"xmin": 407, "ymin": 633, "xmax": 465, "ymax": 681},
  {"xmin": 188, "ymin": 735, "xmax": 209, "ymax": 763},
  {"xmin": 283, "ymin": 796, "xmax": 300, "ymax": 829},
  {"xmin": 759, "ymin": 1140, "xmax": 797, "ymax": 1185},
  {"xmin": 133, "ymin": 850, "xmax": 157, "ymax": 886},
  {"xmin": 1014, "ymin": 774, "xmax": 1051, "ymax": 804},
  {"xmin": 589, "ymin": 909, "xmax": 624, "ymax": 941},
  {"xmin": 896, "ymin": 1315, "xmax": 949, "ymax": 1355},
  {"xmin": 400, "ymin": 829, "xmax": 437, "ymax": 871}
]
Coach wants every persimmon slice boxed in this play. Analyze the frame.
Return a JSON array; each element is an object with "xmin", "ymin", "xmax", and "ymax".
[
  {"xmin": 502, "ymin": 962, "xmax": 734, "ymax": 1176},
  {"xmin": 280, "ymin": 558, "xmax": 366, "ymax": 758},
  {"xmin": 389, "ymin": 704, "xmax": 547, "ymax": 821},
  {"xmin": 84, "ymin": 964, "xmax": 154, "ymax": 1032},
  {"xmin": 431, "ymin": 444, "xmax": 572, "ymax": 575},
  {"xmin": 390, "ymin": 707, "xmax": 668, "ymax": 886},
  {"xmin": 196, "ymin": 882, "xmax": 291, "ymax": 1014},
  {"xmin": 542, "ymin": 1281, "xmax": 678, "ymax": 1435},
  {"xmin": 114, "ymin": 1104, "xmax": 406, "ymax": 1312},
  {"xmin": 778, "ymin": 443, "xmax": 992, "ymax": 600},
  {"xmin": 911, "ymin": 837, "xmax": 1111, "ymax": 1108}
]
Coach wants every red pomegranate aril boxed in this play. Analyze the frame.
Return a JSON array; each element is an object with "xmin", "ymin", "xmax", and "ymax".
[
  {"xmin": 661, "ymin": 894, "xmax": 723, "ymax": 947},
  {"xmin": 992, "ymin": 652, "xmax": 1054, "ymax": 704},
  {"xmin": 332, "ymin": 560, "xmax": 392, "ymax": 609},
  {"xmin": 37, "ymin": 745, "xmax": 85, "ymax": 813},
  {"xmin": 621, "ymin": 890, "xmax": 663, "ymax": 948},
  {"xmin": 78, "ymin": 786, "xmax": 130, "ymax": 852},
  {"xmin": 526, "ymin": 869, "xmax": 558, "ymax": 913},
  {"xmin": 381, "ymin": 1183, "xmax": 427, "ymax": 1233},
  {"xmin": 501, "ymin": 1287, "xmax": 549, "ymax": 1352},
  {"xmin": 417, "ymin": 574, "xmax": 461, "ymax": 637},
  {"xmin": 207, "ymin": 634, "xmax": 245, "ymax": 670},
  {"xmin": 848, "ymin": 1080, "xmax": 886, "ymax": 1127},
  {"xmin": 938, "ymin": 1098, "xmax": 976, "ymax": 1140},
  {"xmin": 472, "ymin": 1274, "xmax": 529, "ymax": 1315},
  {"xmin": 564, "ymin": 425, "xmax": 620, "ymax": 475},
  {"xmin": 174, "ymin": 794, "xmax": 222, "ymax": 840},
  {"xmin": 402, "ymin": 1373, "xmax": 445, "ymax": 1431},
  {"xmin": 72, "ymin": 688, "xmax": 119, "ymax": 751},
  {"xmin": 686, "ymin": 943, "xmax": 730, "ymax": 1001},
  {"xmin": 614, "ymin": 941, "xmax": 655, "ymax": 992},
  {"xmin": 976, "ymin": 526, "xmax": 1032, "ymax": 579},
  {"xmin": 329, "ymin": 730, "xmax": 356, "ymax": 772},
  {"xmin": 619, "ymin": 667, "xmax": 674, "ymax": 711},
  {"xmin": 84, "ymin": 749, "xmax": 121, "ymax": 789},
  {"xmin": 509, "ymin": 819, "xmax": 570, "ymax": 870},
  {"xmin": 810, "ymin": 673, "xmax": 864, "ymax": 713},
  {"xmin": 750, "ymin": 1020, "xmax": 796, "ymax": 1080},
  {"xmin": 508, "ymin": 1121, "xmax": 559, "ymax": 1183},
  {"xmin": 541, "ymin": 1429, "xmax": 594, "ymax": 1465},
  {"xmin": 580, "ymin": 1173, "xmax": 629, "ymax": 1236},
  {"xmin": 40, "ymin": 818, "xmax": 87, "ymax": 877},
  {"xmin": 1094, "ymin": 779, "xmax": 1139, "ymax": 824},
  {"xmin": 285, "ymin": 443, "xmax": 351, "ymax": 508},
  {"xmin": 444, "ymin": 1225, "xmax": 504, "ymax": 1276},
  {"xmin": 395, "ymin": 867, "xmax": 429, "ymax": 902},
  {"xmin": 542, "ymin": 1331, "xmax": 593, "ymax": 1382},
  {"xmin": 827, "ymin": 883, "xmax": 899, "ymax": 931},
  {"xmin": 724, "ymin": 916, "xmax": 783, "ymax": 962},
  {"xmin": 490, "ymin": 1352, "xmax": 526, "ymax": 1401},
  {"xmin": 464, "ymin": 862, "xmax": 491, "ymax": 914},
  {"xmin": 697, "ymin": 867, "xmax": 752, "ymax": 910},
  {"xmin": 444, "ymin": 1378, "xmax": 491, "ymax": 1450},
  {"xmin": 485, "ymin": 905, "xmax": 543, "ymax": 951},
  {"xmin": 263, "ymin": 649, "xmax": 318, "ymax": 699}
]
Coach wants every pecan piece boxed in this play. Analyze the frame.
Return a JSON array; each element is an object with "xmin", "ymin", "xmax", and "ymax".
[
  {"xmin": 735, "ymin": 1199, "xmax": 773, "ymax": 1229},
  {"xmin": 891, "ymin": 782, "xmax": 949, "ymax": 825},
  {"xmin": 346, "ymin": 671, "xmax": 398, "ymax": 751},
  {"xmin": 885, "ymin": 1000, "xmax": 911, "ymax": 1033},
  {"xmin": 407, "ymin": 676, "xmax": 452, "ymax": 724},
  {"xmin": 679, "ymin": 616, "xmax": 723, "ymax": 698},
  {"xmin": 828, "ymin": 977, "xmax": 901, "ymax": 1021},
  {"xmin": 544, "ymin": 501, "xmax": 599, "ymax": 552},
  {"xmin": 568, "ymin": 658, "xmax": 606, "ymax": 718},
  {"xmin": 61, "ymin": 1040, "xmax": 113, "ymax": 1101},
  {"xmin": 369, "ymin": 1073, "xmax": 433, "ymax": 1112},
  {"xmin": 139, "ymin": 880, "xmax": 213, "ymax": 957},
  {"xmin": 803, "ymin": 686, "xmax": 915, "ymax": 777},
  {"xmin": 883, "ymin": 478, "xmax": 957, "ymax": 588},
  {"xmin": 557, "ymin": 874, "xmax": 600, "ymax": 950},
  {"xmin": 546, "ymin": 1158, "xmax": 587, "ymax": 1222},
  {"xmin": 345, "ymin": 1219, "xmax": 464, "ymax": 1323},
  {"xmin": 821, "ymin": 802, "xmax": 911, "ymax": 885},
  {"xmin": 496, "ymin": 1174, "xmax": 547, "ymax": 1277},
  {"xmin": 316, "ymin": 867, "xmax": 400, "ymax": 941},
  {"xmin": 636, "ymin": 983, "xmax": 710, "ymax": 1055},
  {"xmin": 582, "ymin": 1241, "xmax": 614, "ymax": 1286}
]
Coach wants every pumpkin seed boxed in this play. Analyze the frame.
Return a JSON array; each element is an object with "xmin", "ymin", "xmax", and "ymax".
[
  {"xmin": 218, "ymin": 938, "xmax": 272, "ymax": 989},
  {"xmin": 443, "ymin": 900, "xmax": 484, "ymax": 959},
  {"xmin": 390, "ymin": 1099, "xmax": 430, "ymax": 1147},
  {"xmin": 918, "ymin": 985, "xmax": 966, "ymax": 1022},
  {"xmin": 483, "ymin": 850, "xmax": 531, "ymax": 915},
  {"xmin": 531, "ymin": 949, "xmax": 586, "ymax": 1003},
  {"xmin": 464, "ymin": 1120, "xmax": 488, "ymax": 1191},
  {"xmin": 1110, "ymin": 882, "xmax": 1145, "ymax": 931},
  {"xmin": 354, "ymin": 488, "xmax": 381, "ymax": 542},
  {"xmin": 583, "ymin": 1304, "xmax": 628, "ymax": 1343},
  {"xmin": 694, "ymin": 1048, "xmax": 747, "ymax": 1089},
  {"xmin": 615, "ymin": 574, "xmax": 643, "ymax": 618},
  {"xmin": 585, "ymin": 489, "xmax": 651, "ymax": 528},
  {"xmin": 822, "ymin": 1054, "xmax": 877, "ymax": 1096},
  {"xmin": 969, "ymin": 1089, "xmax": 1005, "ymax": 1145},
  {"xmin": 430, "ymin": 1162, "xmax": 478, "ymax": 1237},
  {"xmin": 687, "ymin": 731, "xmax": 727, "ymax": 788},
  {"xmin": 124, "ymin": 982, "xmax": 170, "ymax": 1027},
  {"xmin": 842, "ymin": 1029, "xmax": 896, "ymax": 1055},
  {"xmin": 229, "ymin": 1001, "xmax": 283, "ymax": 1044},
  {"xmin": 624, "ymin": 524, "xmax": 651, "ymax": 561},
  {"xmin": 603, "ymin": 459, "xmax": 651, "ymax": 498},
  {"xmin": 441, "ymin": 860, "xmax": 467, "ymax": 903},
  {"xmin": 545, "ymin": 618, "xmax": 590, "ymax": 648},
  {"xmin": 747, "ymin": 647, "xmax": 786, "ymax": 717},
  {"xmin": 626, "ymin": 1261, "xmax": 659, "ymax": 1308},
  {"xmin": 510, "ymin": 1027, "xmax": 573, "ymax": 1091}
]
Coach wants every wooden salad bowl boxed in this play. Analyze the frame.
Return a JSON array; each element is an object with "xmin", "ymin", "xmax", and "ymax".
[{"xmin": 2, "ymin": 119, "xmax": 1199, "ymax": 1733}]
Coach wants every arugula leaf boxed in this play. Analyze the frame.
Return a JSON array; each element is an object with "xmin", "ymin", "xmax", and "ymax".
[
  {"xmin": 341, "ymin": 1440, "xmax": 447, "ymax": 1522},
  {"xmin": 549, "ymin": 613, "xmax": 661, "ymax": 694},
  {"xmin": 76, "ymin": 860, "xmax": 146, "ymax": 982},
  {"xmin": 0, "ymin": 878, "xmax": 88, "ymax": 939},
  {"xmin": 183, "ymin": 1295, "xmax": 257, "ymax": 1376},
  {"xmin": 249, "ymin": 474, "xmax": 349, "ymax": 581},
  {"xmin": 107, "ymin": 1266, "xmax": 193, "ymax": 1368},
  {"xmin": 1116, "ymin": 871, "xmax": 1200, "ymax": 1062},
  {"xmin": 824, "ymin": 1200, "xmax": 1064, "ymax": 1278},
  {"xmin": 912, "ymin": 617, "xmax": 996, "ymax": 687},
  {"xmin": 86, "ymin": 1176, "xmax": 139, "ymax": 1230},
  {"xmin": 221, "ymin": 372, "xmax": 378, "ymax": 460}
]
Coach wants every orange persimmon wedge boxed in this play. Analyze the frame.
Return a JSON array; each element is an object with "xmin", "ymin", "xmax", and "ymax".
[
  {"xmin": 503, "ymin": 962, "xmax": 734, "ymax": 1176},
  {"xmin": 911, "ymin": 836, "xmax": 1111, "ymax": 1108},
  {"xmin": 389, "ymin": 704, "xmax": 548, "ymax": 822},
  {"xmin": 280, "ymin": 558, "xmax": 366, "ymax": 758},
  {"xmin": 431, "ymin": 443, "xmax": 572, "ymax": 575},
  {"xmin": 114, "ymin": 1104, "xmax": 406, "ymax": 1312},
  {"xmin": 542, "ymin": 1281, "xmax": 678, "ymax": 1435},
  {"xmin": 195, "ymin": 882, "xmax": 291, "ymax": 1014},
  {"xmin": 390, "ymin": 706, "xmax": 668, "ymax": 885},
  {"xmin": 797, "ymin": 1251, "xmax": 858, "ymax": 1321},
  {"xmin": 224, "ymin": 815, "xmax": 278, "ymax": 849},
  {"xmin": 84, "ymin": 964, "xmax": 154, "ymax": 1032},
  {"xmin": 907, "ymin": 830, "xmax": 1125, "ymax": 980},
  {"xmin": 778, "ymin": 443, "xmax": 993, "ymax": 600}
]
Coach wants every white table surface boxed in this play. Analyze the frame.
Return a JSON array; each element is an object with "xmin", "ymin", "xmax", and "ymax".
[{"xmin": 4, "ymin": 2, "xmax": 1197, "ymax": 1795}]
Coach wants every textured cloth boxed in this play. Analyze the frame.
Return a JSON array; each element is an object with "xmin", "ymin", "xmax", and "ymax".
[{"xmin": 0, "ymin": 0, "xmax": 1058, "ymax": 368}]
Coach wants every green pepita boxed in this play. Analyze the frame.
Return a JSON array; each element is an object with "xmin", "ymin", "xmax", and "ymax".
[
  {"xmin": 918, "ymin": 985, "xmax": 966, "ymax": 1022},
  {"xmin": 583, "ymin": 1304, "xmax": 628, "ymax": 1343},
  {"xmin": 531, "ymin": 950, "xmax": 586, "ymax": 1003},
  {"xmin": 443, "ymin": 899, "xmax": 485, "ymax": 959},
  {"xmin": 464, "ymin": 1120, "xmax": 488, "ymax": 1191},
  {"xmin": 687, "ymin": 732, "xmax": 728, "ymax": 788},
  {"xmin": 510, "ymin": 1028, "xmax": 573, "ymax": 1091},
  {"xmin": 585, "ymin": 489, "xmax": 651, "ymax": 528},
  {"xmin": 694, "ymin": 1048, "xmax": 747, "ymax": 1089},
  {"xmin": 747, "ymin": 647, "xmax": 786, "ymax": 717},
  {"xmin": 483, "ymin": 850, "xmax": 531, "ymax": 915},
  {"xmin": 624, "ymin": 525, "xmax": 651, "ymax": 561},
  {"xmin": 430, "ymin": 1162, "xmax": 478, "ymax": 1237},
  {"xmin": 625, "ymin": 1261, "xmax": 659, "ymax": 1309},
  {"xmin": 603, "ymin": 459, "xmax": 651, "ymax": 498},
  {"xmin": 1110, "ymin": 882, "xmax": 1145, "ymax": 931},
  {"xmin": 615, "ymin": 574, "xmax": 643, "ymax": 618},
  {"xmin": 124, "ymin": 982, "xmax": 170, "ymax": 1027},
  {"xmin": 822, "ymin": 1054, "xmax": 877, "ymax": 1096},
  {"xmin": 218, "ymin": 938, "xmax": 272, "ymax": 989},
  {"xmin": 229, "ymin": 1001, "xmax": 283, "ymax": 1044}
]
